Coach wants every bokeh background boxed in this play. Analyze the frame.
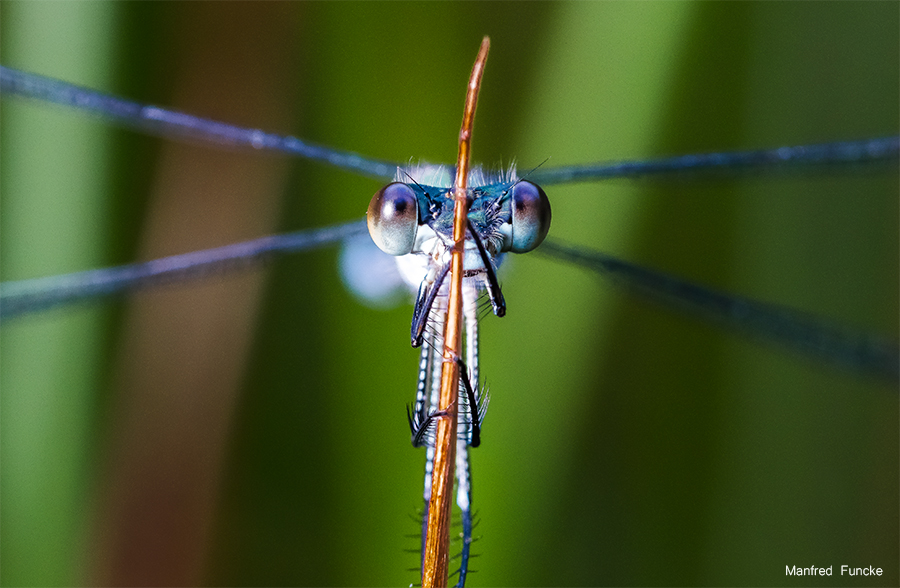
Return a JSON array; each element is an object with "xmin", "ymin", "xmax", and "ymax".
[{"xmin": 1, "ymin": 2, "xmax": 897, "ymax": 586}]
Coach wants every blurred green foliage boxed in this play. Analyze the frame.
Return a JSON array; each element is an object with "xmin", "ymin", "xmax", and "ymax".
[{"xmin": 1, "ymin": 2, "xmax": 897, "ymax": 586}]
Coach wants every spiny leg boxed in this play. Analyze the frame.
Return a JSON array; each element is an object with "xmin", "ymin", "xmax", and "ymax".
[
  {"xmin": 411, "ymin": 298, "xmax": 487, "ymax": 586},
  {"xmin": 416, "ymin": 300, "xmax": 446, "ymax": 578},
  {"xmin": 410, "ymin": 269, "xmax": 494, "ymax": 585},
  {"xmin": 408, "ymin": 342, "xmax": 442, "ymax": 448},
  {"xmin": 451, "ymin": 285, "xmax": 487, "ymax": 587},
  {"xmin": 452, "ymin": 359, "xmax": 486, "ymax": 588}
]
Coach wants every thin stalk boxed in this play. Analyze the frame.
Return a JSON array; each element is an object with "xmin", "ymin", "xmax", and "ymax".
[{"xmin": 421, "ymin": 36, "xmax": 490, "ymax": 588}]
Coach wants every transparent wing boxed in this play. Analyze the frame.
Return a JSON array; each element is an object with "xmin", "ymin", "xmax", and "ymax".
[
  {"xmin": 3, "ymin": 69, "xmax": 895, "ymax": 381},
  {"xmin": 0, "ymin": 220, "xmax": 367, "ymax": 318},
  {"xmin": 529, "ymin": 137, "xmax": 899, "ymax": 185},
  {"xmin": 4, "ymin": 212, "xmax": 895, "ymax": 382},
  {"xmin": 541, "ymin": 239, "xmax": 899, "ymax": 382},
  {"xmin": 0, "ymin": 66, "xmax": 399, "ymax": 180},
  {"xmin": 3, "ymin": 66, "xmax": 897, "ymax": 188}
]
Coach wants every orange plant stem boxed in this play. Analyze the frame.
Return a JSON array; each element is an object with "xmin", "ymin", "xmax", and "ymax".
[{"xmin": 421, "ymin": 36, "xmax": 490, "ymax": 588}]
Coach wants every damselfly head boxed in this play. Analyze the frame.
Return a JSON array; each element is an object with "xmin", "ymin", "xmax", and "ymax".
[{"xmin": 366, "ymin": 175, "xmax": 551, "ymax": 259}]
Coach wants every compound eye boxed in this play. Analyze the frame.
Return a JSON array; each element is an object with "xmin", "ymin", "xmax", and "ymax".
[
  {"xmin": 367, "ymin": 182, "xmax": 419, "ymax": 255},
  {"xmin": 510, "ymin": 181, "xmax": 551, "ymax": 253}
]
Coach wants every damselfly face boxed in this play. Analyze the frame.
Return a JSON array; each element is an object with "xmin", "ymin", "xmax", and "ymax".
[{"xmin": 1, "ymin": 3, "xmax": 897, "ymax": 587}]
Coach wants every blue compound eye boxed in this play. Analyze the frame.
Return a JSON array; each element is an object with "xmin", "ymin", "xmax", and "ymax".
[
  {"xmin": 509, "ymin": 181, "xmax": 551, "ymax": 253},
  {"xmin": 367, "ymin": 182, "xmax": 419, "ymax": 256}
]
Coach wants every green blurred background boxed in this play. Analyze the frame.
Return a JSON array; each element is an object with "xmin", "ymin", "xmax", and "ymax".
[{"xmin": 1, "ymin": 1, "xmax": 897, "ymax": 586}]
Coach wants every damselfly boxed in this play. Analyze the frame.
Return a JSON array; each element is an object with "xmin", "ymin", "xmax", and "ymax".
[{"xmin": 1, "ymin": 3, "xmax": 897, "ymax": 587}]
